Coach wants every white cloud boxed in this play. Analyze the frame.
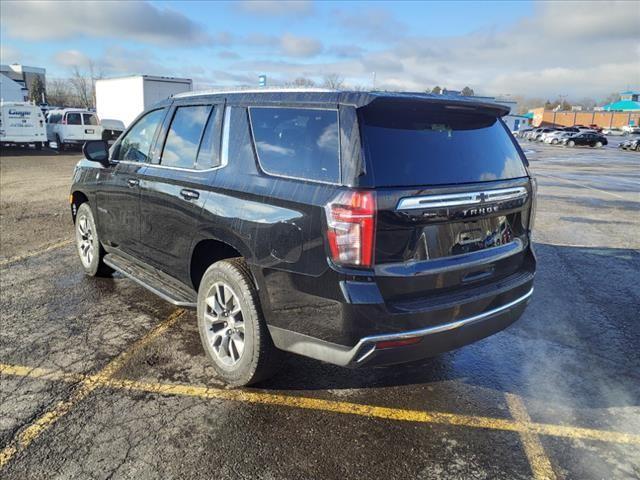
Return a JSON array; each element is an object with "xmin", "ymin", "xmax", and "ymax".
[
  {"xmin": 280, "ymin": 34, "xmax": 322, "ymax": 57},
  {"xmin": 237, "ymin": 1, "xmax": 313, "ymax": 17},
  {"xmin": 1, "ymin": 1, "xmax": 215, "ymax": 46},
  {"xmin": 0, "ymin": 44, "xmax": 21, "ymax": 64},
  {"xmin": 53, "ymin": 50, "xmax": 92, "ymax": 68}
]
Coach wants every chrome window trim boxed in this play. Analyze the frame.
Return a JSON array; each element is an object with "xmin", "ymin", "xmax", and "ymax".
[
  {"xmin": 397, "ymin": 186, "xmax": 528, "ymax": 211},
  {"xmin": 114, "ymin": 106, "xmax": 229, "ymax": 174},
  {"xmin": 247, "ymin": 106, "xmax": 342, "ymax": 186}
]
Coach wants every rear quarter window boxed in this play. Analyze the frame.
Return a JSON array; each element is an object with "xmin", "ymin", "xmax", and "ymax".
[{"xmin": 249, "ymin": 107, "xmax": 340, "ymax": 184}]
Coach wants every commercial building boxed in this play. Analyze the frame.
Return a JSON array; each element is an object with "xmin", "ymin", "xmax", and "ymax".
[
  {"xmin": 0, "ymin": 74, "xmax": 28, "ymax": 102},
  {"xmin": 0, "ymin": 64, "xmax": 46, "ymax": 99},
  {"xmin": 529, "ymin": 91, "xmax": 640, "ymax": 128},
  {"xmin": 601, "ymin": 91, "xmax": 640, "ymax": 112}
]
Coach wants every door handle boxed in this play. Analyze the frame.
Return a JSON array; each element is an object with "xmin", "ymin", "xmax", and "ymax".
[
  {"xmin": 127, "ymin": 178, "xmax": 139, "ymax": 187},
  {"xmin": 180, "ymin": 189, "xmax": 200, "ymax": 200}
]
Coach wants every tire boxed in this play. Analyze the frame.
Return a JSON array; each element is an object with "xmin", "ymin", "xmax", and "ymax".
[
  {"xmin": 551, "ymin": 139, "xmax": 558, "ymax": 145},
  {"xmin": 197, "ymin": 258, "xmax": 281, "ymax": 386},
  {"xmin": 595, "ymin": 141, "xmax": 602, "ymax": 148},
  {"xmin": 35, "ymin": 142, "xmax": 43, "ymax": 151},
  {"xmin": 74, "ymin": 203, "xmax": 113, "ymax": 277},
  {"xmin": 568, "ymin": 140, "xmax": 575, "ymax": 147}
]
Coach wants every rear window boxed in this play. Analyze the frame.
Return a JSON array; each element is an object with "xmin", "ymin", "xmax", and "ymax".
[
  {"xmin": 249, "ymin": 107, "xmax": 340, "ymax": 184},
  {"xmin": 66, "ymin": 113, "xmax": 82, "ymax": 125},
  {"xmin": 83, "ymin": 113, "xmax": 98, "ymax": 126},
  {"xmin": 361, "ymin": 105, "xmax": 527, "ymax": 186}
]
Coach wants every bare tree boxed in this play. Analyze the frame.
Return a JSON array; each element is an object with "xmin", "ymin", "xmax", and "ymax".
[
  {"xmin": 68, "ymin": 61, "xmax": 102, "ymax": 109},
  {"xmin": 70, "ymin": 66, "xmax": 92, "ymax": 108},
  {"xmin": 289, "ymin": 77, "xmax": 316, "ymax": 87},
  {"xmin": 461, "ymin": 86, "xmax": 475, "ymax": 96},
  {"xmin": 46, "ymin": 78, "xmax": 74, "ymax": 107},
  {"xmin": 322, "ymin": 74, "xmax": 344, "ymax": 90}
]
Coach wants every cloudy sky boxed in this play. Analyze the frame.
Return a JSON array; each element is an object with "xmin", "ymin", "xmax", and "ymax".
[{"xmin": 1, "ymin": 0, "xmax": 638, "ymax": 100}]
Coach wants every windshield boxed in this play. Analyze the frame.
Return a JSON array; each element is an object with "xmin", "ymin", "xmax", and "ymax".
[{"xmin": 361, "ymin": 105, "xmax": 528, "ymax": 187}]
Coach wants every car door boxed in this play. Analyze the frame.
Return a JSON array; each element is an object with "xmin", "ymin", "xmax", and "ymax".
[
  {"xmin": 138, "ymin": 101, "xmax": 224, "ymax": 283},
  {"xmin": 82, "ymin": 113, "xmax": 102, "ymax": 141},
  {"xmin": 95, "ymin": 107, "xmax": 167, "ymax": 257},
  {"xmin": 61, "ymin": 112, "xmax": 83, "ymax": 142}
]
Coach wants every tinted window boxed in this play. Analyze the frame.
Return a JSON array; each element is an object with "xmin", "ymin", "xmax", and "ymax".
[
  {"xmin": 361, "ymin": 105, "xmax": 528, "ymax": 187},
  {"xmin": 83, "ymin": 113, "xmax": 98, "ymax": 126},
  {"xmin": 48, "ymin": 113, "xmax": 61, "ymax": 124},
  {"xmin": 66, "ymin": 113, "xmax": 81, "ymax": 125},
  {"xmin": 250, "ymin": 107, "xmax": 340, "ymax": 183},
  {"xmin": 115, "ymin": 109, "xmax": 165, "ymax": 162},
  {"xmin": 195, "ymin": 107, "xmax": 219, "ymax": 169},
  {"xmin": 161, "ymin": 105, "xmax": 212, "ymax": 169}
]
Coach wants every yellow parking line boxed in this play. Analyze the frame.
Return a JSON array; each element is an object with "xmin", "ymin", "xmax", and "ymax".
[
  {"xmin": 2, "ymin": 359, "xmax": 639, "ymax": 448},
  {"xmin": 0, "ymin": 309, "xmax": 186, "ymax": 469},
  {"xmin": 506, "ymin": 393, "xmax": 557, "ymax": 480},
  {"xmin": 0, "ymin": 239, "xmax": 73, "ymax": 266}
]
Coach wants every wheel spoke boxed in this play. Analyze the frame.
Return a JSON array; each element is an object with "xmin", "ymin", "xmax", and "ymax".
[
  {"xmin": 223, "ymin": 285, "xmax": 235, "ymax": 310},
  {"xmin": 203, "ymin": 312, "xmax": 222, "ymax": 327}
]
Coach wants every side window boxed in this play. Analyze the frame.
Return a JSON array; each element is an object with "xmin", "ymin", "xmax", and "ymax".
[
  {"xmin": 66, "ymin": 113, "xmax": 82, "ymax": 125},
  {"xmin": 161, "ymin": 105, "xmax": 212, "ymax": 169},
  {"xmin": 83, "ymin": 113, "xmax": 99, "ymax": 126},
  {"xmin": 115, "ymin": 109, "xmax": 165, "ymax": 162},
  {"xmin": 195, "ymin": 107, "xmax": 220, "ymax": 169},
  {"xmin": 249, "ymin": 107, "xmax": 340, "ymax": 184}
]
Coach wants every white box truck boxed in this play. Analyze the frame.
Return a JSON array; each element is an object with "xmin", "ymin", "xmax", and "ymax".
[{"xmin": 95, "ymin": 75, "xmax": 192, "ymax": 128}]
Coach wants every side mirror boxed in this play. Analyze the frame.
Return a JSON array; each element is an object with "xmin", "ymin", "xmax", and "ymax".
[{"xmin": 82, "ymin": 140, "xmax": 111, "ymax": 167}]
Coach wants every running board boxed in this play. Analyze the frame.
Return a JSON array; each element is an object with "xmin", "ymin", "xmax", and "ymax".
[{"xmin": 104, "ymin": 253, "xmax": 197, "ymax": 308}]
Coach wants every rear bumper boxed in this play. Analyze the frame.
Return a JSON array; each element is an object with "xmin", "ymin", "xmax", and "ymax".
[{"xmin": 269, "ymin": 287, "xmax": 532, "ymax": 367}]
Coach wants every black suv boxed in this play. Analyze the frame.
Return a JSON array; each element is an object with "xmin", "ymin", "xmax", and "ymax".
[{"xmin": 72, "ymin": 90, "xmax": 536, "ymax": 386}]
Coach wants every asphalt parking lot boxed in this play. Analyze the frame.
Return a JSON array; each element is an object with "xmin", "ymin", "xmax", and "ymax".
[{"xmin": 1, "ymin": 140, "xmax": 639, "ymax": 479}]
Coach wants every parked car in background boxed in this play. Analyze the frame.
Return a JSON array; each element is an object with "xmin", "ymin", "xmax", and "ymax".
[
  {"xmin": 513, "ymin": 127, "xmax": 533, "ymax": 138},
  {"xmin": 532, "ymin": 128, "xmax": 558, "ymax": 141},
  {"xmin": 47, "ymin": 109, "xmax": 103, "ymax": 150},
  {"xmin": 588, "ymin": 124, "xmax": 603, "ymax": 133},
  {"xmin": 562, "ymin": 132, "xmax": 608, "ymax": 147},
  {"xmin": 0, "ymin": 101, "xmax": 48, "ymax": 149},
  {"xmin": 100, "ymin": 119, "xmax": 125, "ymax": 145},
  {"xmin": 622, "ymin": 125, "xmax": 640, "ymax": 135},
  {"xmin": 544, "ymin": 131, "xmax": 575, "ymax": 145},
  {"xmin": 602, "ymin": 127, "xmax": 625, "ymax": 136},
  {"xmin": 70, "ymin": 90, "xmax": 536, "ymax": 386},
  {"xmin": 619, "ymin": 138, "xmax": 640, "ymax": 151}
]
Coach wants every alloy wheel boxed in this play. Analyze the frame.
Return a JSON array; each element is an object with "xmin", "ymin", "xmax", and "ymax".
[
  {"xmin": 203, "ymin": 282, "xmax": 245, "ymax": 366},
  {"xmin": 76, "ymin": 214, "xmax": 95, "ymax": 268}
]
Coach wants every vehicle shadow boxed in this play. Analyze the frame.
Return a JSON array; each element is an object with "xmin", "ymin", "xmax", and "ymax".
[{"xmin": 257, "ymin": 243, "xmax": 640, "ymax": 410}]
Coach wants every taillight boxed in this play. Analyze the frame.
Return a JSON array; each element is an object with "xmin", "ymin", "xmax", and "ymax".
[{"xmin": 325, "ymin": 190, "xmax": 376, "ymax": 267}]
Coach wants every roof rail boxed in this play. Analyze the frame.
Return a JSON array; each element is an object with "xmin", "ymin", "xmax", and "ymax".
[{"xmin": 172, "ymin": 87, "xmax": 337, "ymax": 99}]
